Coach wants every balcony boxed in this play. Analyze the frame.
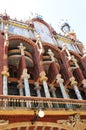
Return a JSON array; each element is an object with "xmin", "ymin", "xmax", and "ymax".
[
  {"xmin": 0, "ymin": 95, "xmax": 86, "ymax": 116},
  {"xmin": 0, "ymin": 95, "xmax": 86, "ymax": 130}
]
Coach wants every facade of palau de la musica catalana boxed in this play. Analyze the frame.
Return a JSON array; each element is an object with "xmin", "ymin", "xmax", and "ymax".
[{"xmin": 0, "ymin": 12, "xmax": 86, "ymax": 130}]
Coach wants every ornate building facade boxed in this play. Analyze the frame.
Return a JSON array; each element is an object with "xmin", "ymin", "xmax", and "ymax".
[{"xmin": 0, "ymin": 12, "xmax": 86, "ymax": 130}]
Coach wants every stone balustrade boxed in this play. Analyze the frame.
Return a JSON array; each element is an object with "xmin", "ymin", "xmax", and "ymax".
[{"xmin": 0, "ymin": 95, "xmax": 85, "ymax": 110}]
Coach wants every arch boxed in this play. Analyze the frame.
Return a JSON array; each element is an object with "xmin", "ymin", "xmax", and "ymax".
[
  {"xmin": 32, "ymin": 18, "xmax": 53, "ymax": 34},
  {"xmin": 43, "ymin": 43, "xmax": 61, "ymax": 58},
  {"xmin": 8, "ymin": 35, "xmax": 36, "ymax": 95},
  {"xmin": 8, "ymin": 35, "xmax": 36, "ymax": 67},
  {"xmin": 0, "ymin": 121, "xmax": 69, "ymax": 130},
  {"xmin": 8, "ymin": 35, "xmax": 36, "ymax": 48},
  {"xmin": 69, "ymin": 50, "xmax": 82, "ymax": 61},
  {"xmin": 8, "ymin": 35, "xmax": 61, "ymax": 59}
]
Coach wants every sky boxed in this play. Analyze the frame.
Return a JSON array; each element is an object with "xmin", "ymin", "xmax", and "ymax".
[{"xmin": 0, "ymin": 0, "xmax": 86, "ymax": 47}]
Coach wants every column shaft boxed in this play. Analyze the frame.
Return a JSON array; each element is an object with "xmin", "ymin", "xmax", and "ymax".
[
  {"xmin": 34, "ymin": 82, "xmax": 41, "ymax": 97},
  {"xmin": 23, "ymin": 77, "xmax": 31, "ymax": 108},
  {"xmin": 51, "ymin": 89, "xmax": 59, "ymax": 108},
  {"xmin": 56, "ymin": 74, "xmax": 70, "ymax": 108},
  {"xmin": 59, "ymin": 83, "xmax": 69, "ymax": 99},
  {"xmin": 19, "ymin": 87, "xmax": 24, "ymax": 96},
  {"xmin": 73, "ymin": 85, "xmax": 83, "ymax": 100},
  {"xmin": 70, "ymin": 77, "xmax": 83, "ymax": 100},
  {"xmin": 24, "ymin": 77, "xmax": 30, "ymax": 96},
  {"xmin": 36, "ymin": 89, "xmax": 41, "ymax": 97},
  {"xmin": 2, "ymin": 25, "xmax": 9, "ymax": 95},
  {"xmin": 52, "ymin": 90, "xmax": 56, "ymax": 98},
  {"xmin": 43, "ymin": 80, "xmax": 50, "ymax": 97},
  {"xmin": 49, "ymin": 85, "xmax": 57, "ymax": 98},
  {"xmin": 3, "ymin": 75, "xmax": 8, "ymax": 95},
  {"xmin": 43, "ymin": 80, "xmax": 52, "ymax": 108}
]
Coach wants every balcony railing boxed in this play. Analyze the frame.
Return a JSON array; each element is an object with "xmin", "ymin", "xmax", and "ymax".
[{"xmin": 0, "ymin": 95, "xmax": 86, "ymax": 111}]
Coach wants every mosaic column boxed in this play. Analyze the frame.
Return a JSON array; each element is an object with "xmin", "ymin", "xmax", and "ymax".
[
  {"xmin": 56, "ymin": 74, "xmax": 69, "ymax": 99},
  {"xmin": 47, "ymin": 49, "xmax": 59, "ymax": 98},
  {"xmin": 35, "ymin": 34, "xmax": 52, "ymax": 108},
  {"xmin": 49, "ymin": 84, "xmax": 59, "ymax": 108},
  {"xmin": 74, "ymin": 67, "xmax": 86, "ymax": 93},
  {"xmin": 2, "ymin": 25, "xmax": 9, "ymax": 95},
  {"xmin": 71, "ymin": 55, "xmax": 86, "ymax": 93},
  {"xmin": 56, "ymin": 75, "xmax": 71, "ymax": 111},
  {"xmin": 21, "ymin": 68, "xmax": 30, "ymax": 97},
  {"xmin": 18, "ymin": 43, "xmax": 31, "ymax": 107},
  {"xmin": 34, "ymin": 82, "xmax": 41, "ymax": 97},
  {"xmin": 62, "ymin": 43, "xmax": 71, "ymax": 60},
  {"xmin": 17, "ymin": 81, "xmax": 24, "ymax": 107},
  {"xmin": 17, "ymin": 81, "xmax": 24, "ymax": 96},
  {"xmin": 35, "ymin": 34, "xmax": 50, "ymax": 98},
  {"xmin": 70, "ymin": 77, "xmax": 83, "ymax": 100},
  {"xmin": 21, "ymin": 69, "xmax": 31, "ymax": 108},
  {"xmin": 40, "ymin": 71, "xmax": 50, "ymax": 98},
  {"xmin": 49, "ymin": 84, "xmax": 56, "ymax": 98},
  {"xmin": 2, "ymin": 66, "xmax": 9, "ymax": 95},
  {"xmin": 39, "ymin": 71, "xmax": 52, "ymax": 108},
  {"xmin": 48, "ymin": 49, "xmax": 69, "ymax": 99},
  {"xmin": 4, "ymin": 25, "xmax": 9, "ymax": 59},
  {"xmin": 18, "ymin": 43, "xmax": 31, "ymax": 97},
  {"xmin": 34, "ymin": 82, "xmax": 42, "ymax": 108},
  {"xmin": 70, "ymin": 56, "xmax": 83, "ymax": 100},
  {"xmin": 35, "ymin": 33, "xmax": 44, "ymax": 55},
  {"xmin": 62, "ymin": 44, "xmax": 83, "ymax": 100}
]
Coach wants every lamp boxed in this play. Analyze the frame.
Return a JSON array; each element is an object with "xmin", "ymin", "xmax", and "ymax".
[
  {"xmin": 38, "ymin": 109, "xmax": 45, "ymax": 118},
  {"xmin": 31, "ymin": 109, "xmax": 44, "ymax": 124}
]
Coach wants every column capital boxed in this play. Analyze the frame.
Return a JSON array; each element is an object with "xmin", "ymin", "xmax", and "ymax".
[
  {"xmin": 62, "ymin": 42, "xmax": 67, "ymax": 50},
  {"xmin": 70, "ymin": 76, "xmax": 77, "ymax": 86},
  {"xmin": 62, "ymin": 43, "xmax": 71, "ymax": 59},
  {"xmin": 82, "ymin": 79, "xmax": 86, "ymax": 88},
  {"xmin": 56, "ymin": 74, "xmax": 64, "ymax": 84},
  {"xmin": 34, "ymin": 82, "xmax": 41, "ymax": 90},
  {"xmin": 48, "ymin": 49, "xmax": 55, "ymax": 62},
  {"xmin": 39, "ymin": 71, "xmax": 48, "ymax": 82},
  {"xmin": 21, "ymin": 68, "xmax": 30, "ymax": 79},
  {"xmin": 71, "ymin": 55, "xmax": 79, "ymax": 68},
  {"xmin": 49, "ymin": 84, "xmax": 56, "ymax": 92},
  {"xmin": 4, "ymin": 40, "xmax": 9, "ymax": 46},
  {"xmin": 69, "ymin": 76, "xmax": 75, "ymax": 82},
  {"xmin": 1, "ymin": 66, "xmax": 9, "ymax": 77},
  {"xmin": 17, "ymin": 81, "xmax": 24, "ymax": 89}
]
